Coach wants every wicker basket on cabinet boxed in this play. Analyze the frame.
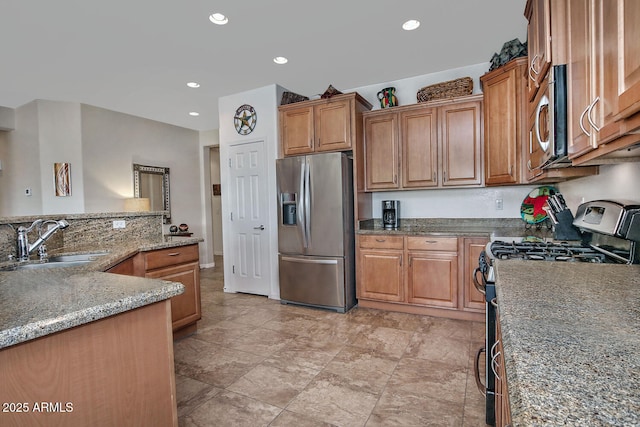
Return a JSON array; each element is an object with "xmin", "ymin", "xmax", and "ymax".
[{"xmin": 417, "ymin": 77, "xmax": 473, "ymax": 102}]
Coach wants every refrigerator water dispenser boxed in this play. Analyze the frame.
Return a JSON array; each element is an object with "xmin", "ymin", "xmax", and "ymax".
[{"xmin": 281, "ymin": 193, "xmax": 297, "ymax": 225}]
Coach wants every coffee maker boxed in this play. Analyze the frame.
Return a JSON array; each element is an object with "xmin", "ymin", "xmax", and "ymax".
[{"xmin": 382, "ymin": 200, "xmax": 400, "ymax": 229}]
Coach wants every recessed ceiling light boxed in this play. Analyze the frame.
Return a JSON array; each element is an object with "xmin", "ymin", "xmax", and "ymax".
[
  {"xmin": 189, "ymin": 112, "xmax": 200, "ymax": 117},
  {"xmin": 187, "ymin": 82, "xmax": 200, "ymax": 88},
  {"xmin": 209, "ymin": 13, "xmax": 228, "ymax": 25},
  {"xmin": 273, "ymin": 56, "xmax": 288, "ymax": 65},
  {"xmin": 402, "ymin": 19, "xmax": 420, "ymax": 31}
]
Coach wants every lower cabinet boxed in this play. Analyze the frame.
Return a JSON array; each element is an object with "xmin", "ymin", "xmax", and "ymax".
[
  {"xmin": 107, "ymin": 243, "xmax": 201, "ymax": 338},
  {"xmin": 463, "ymin": 237, "xmax": 489, "ymax": 311},
  {"xmin": 357, "ymin": 235, "xmax": 404, "ymax": 302},
  {"xmin": 407, "ymin": 237, "xmax": 458, "ymax": 308},
  {"xmin": 495, "ymin": 314, "xmax": 512, "ymax": 426},
  {"xmin": 356, "ymin": 234, "xmax": 486, "ymax": 321}
]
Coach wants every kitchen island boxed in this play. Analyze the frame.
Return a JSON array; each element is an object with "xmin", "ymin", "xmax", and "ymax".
[
  {"xmin": 0, "ymin": 262, "xmax": 185, "ymax": 426},
  {"xmin": 494, "ymin": 260, "xmax": 640, "ymax": 426}
]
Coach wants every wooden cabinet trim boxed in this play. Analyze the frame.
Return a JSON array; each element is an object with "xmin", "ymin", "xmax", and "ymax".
[
  {"xmin": 406, "ymin": 236, "xmax": 457, "ymax": 251},
  {"xmin": 358, "ymin": 234, "xmax": 404, "ymax": 249},
  {"xmin": 143, "ymin": 244, "xmax": 199, "ymax": 271}
]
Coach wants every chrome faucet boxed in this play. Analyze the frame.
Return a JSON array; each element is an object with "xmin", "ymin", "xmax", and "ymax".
[{"xmin": 16, "ymin": 219, "xmax": 70, "ymax": 261}]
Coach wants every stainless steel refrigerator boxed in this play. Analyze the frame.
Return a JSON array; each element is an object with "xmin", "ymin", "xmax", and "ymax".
[{"xmin": 276, "ymin": 152, "xmax": 356, "ymax": 313}]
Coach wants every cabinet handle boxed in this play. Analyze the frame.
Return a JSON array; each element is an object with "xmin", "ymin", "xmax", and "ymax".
[
  {"xmin": 433, "ymin": 172, "xmax": 436, "ymax": 182},
  {"xmin": 473, "ymin": 267, "xmax": 486, "ymax": 295},
  {"xmin": 474, "ymin": 347, "xmax": 486, "ymax": 396},
  {"xmin": 529, "ymin": 54, "xmax": 540, "ymax": 83},
  {"xmin": 443, "ymin": 170, "xmax": 446, "ymax": 182},
  {"xmin": 400, "ymin": 255, "xmax": 403, "ymax": 267},
  {"xmin": 167, "ymin": 252, "xmax": 180, "ymax": 257},
  {"xmin": 508, "ymin": 165, "xmax": 513, "ymax": 176},
  {"xmin": 492, "ymin": 350, "xmax": 502, "ymax": 381},
  {"xmin": 579, "ymin": 104, "xmax": 592, "ymax": 137},
  {"xmin": 393, "ymin": 174, "xmax": 397, "ymax": 184},
  {"xmin": 424, "ymin": 240, "xmax": 438, "ymax": 244},
  {"xmin": 587, "ymin": 96, "xmax": 601, "ymax": 133},
  {"xmin": 491, "ymin": 297, "xmax": 498, "ymax": 308},
  {"xmin": 375, "ymin": 238, "xmax": 386, "ymax": 243}
]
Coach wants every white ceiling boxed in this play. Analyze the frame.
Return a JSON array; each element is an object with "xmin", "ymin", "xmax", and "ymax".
[{"xmin": 0, "ymin": 0, "xmax": 527, "ymax": 131}]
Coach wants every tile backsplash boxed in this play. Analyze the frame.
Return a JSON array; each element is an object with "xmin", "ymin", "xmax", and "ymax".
[{"xmin": 0, "ymin": 212, "xmax": 164, "ymax": 260}]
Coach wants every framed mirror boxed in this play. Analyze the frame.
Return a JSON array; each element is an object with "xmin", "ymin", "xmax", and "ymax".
[{"xmin": 133, "ymin": 163, "xmax": 171, "ymax": 223}]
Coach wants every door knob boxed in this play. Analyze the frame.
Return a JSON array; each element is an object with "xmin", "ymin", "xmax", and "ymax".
[{"xmin": 254, "ymin": 225, "xmax": 265, "ymax": 230}]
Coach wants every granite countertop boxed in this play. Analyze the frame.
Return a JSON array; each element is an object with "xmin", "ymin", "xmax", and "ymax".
[
  {"xmin": 357, "ymin": 218, "xmax": 554, "ymax": 240},
  {"xmin": 494, "ymin": 260, "xmax": 640, "ymax": 426},
  {"xmin": 0, "ymin": 237, "xmax": 202, "ymax": 350}
]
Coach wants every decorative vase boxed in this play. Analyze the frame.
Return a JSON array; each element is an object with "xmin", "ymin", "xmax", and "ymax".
[
  {"xmin": 377, "ymin": 87, "xmax": 398, "ymax": 108},
  {"xmin": 179, "ymin": 223, "xmax": 189, "ymax": 232}
]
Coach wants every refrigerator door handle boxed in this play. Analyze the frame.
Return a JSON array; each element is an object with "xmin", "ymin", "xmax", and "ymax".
[
  {"xmin": 298, "ymin": 161, "xmax": 308, "ymax": 248},
  {"xmin": 280, "ymin": 256, "xmax": 338, "ymax": 265},
  {"xmin": 304, "ymin": 159, "xmax": 311, "ymax": 249}
]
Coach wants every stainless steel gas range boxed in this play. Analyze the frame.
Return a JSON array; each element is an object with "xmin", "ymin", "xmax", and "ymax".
[{"xmin": 473, "ymin": 199, "xmax": 640, "ymax": 426}]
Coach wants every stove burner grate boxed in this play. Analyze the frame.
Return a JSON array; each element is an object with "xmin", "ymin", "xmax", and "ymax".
[{"xmin": 489, "ymin": 240, "xmax": 619, "ymax": 263}]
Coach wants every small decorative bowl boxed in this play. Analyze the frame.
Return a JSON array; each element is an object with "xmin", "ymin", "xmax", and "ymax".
[
  {"xmin": 169, "ymin": 225, "xmax": 178, "ymax": 233},
  {"xmin": 179, "ymin": 223, "xmax": 189, "ymax": 232}
]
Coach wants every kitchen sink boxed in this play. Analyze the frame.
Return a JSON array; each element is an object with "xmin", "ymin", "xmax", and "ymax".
[
  {"xmin": 47, "ymin": 252, "xmax": 109, "ymax": 263},
  {"xmin": 14, "ymin": 252, "xmax": 109, "ymax": 270}
]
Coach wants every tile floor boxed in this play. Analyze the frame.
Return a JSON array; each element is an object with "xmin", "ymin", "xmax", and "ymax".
[{"xmin": 175, "ymin": 257, "xmax": 489, "ymax": 427}]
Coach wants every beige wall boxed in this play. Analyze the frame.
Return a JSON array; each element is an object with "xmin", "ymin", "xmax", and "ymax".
[
  {"xmin": 0, "ymin": 101, "xmax": 41, "ymax": 216},
  {"xmin": 0, "ymin": 100, "xmax": 205, "ymax": 261}
]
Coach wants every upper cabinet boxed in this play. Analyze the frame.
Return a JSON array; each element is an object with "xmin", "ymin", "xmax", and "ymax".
[
  {"xmin": 525, "ymin": 0, "xmax": 552, "ymax": 101},
  {"xmin": 567, "ymin": 0, "xmax": 640, "ymax": 165},
  {"xmin": 481, "ymin": 58, "xmax": 528, "ymax": 185},
  {"xmin": 616, "ymin": 0, "xmax": 640, "ymax": 121},
  {"xmin": 363, "ymin": 95, "xmax": 483, "ymax": 191},
  {"xmin": 279, "ymin": 93, "xmax": 372, "ymax": 157},
  {"xmin": 482, "ymin": 57, "xmax": 596, "ymax": 185}
]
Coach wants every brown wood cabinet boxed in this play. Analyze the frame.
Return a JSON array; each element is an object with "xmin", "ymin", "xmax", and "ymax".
[
  {"xmin": 481, "ymin": 58, "xmax": 528, "ymax": 185},
  {"xmin": 440, "ymin": 100, "xmax": 483, "ymax": 186},
  {"xmin": 402, "ymin": 107, "xmax": 439, "ymax": 188},
  {"xmin": 462, "ymin": 237, "xmax": 489, "ymax": 312},
  {"xmin": 481, "ymin": 57, "xmax": 598, "ymax": 184},
  {"xmin": 567, "ymin": 0, "xmax": 614, "ymax": 158},
  {"xmin": 138, "ymin": 244, "xmax": 201, "ymax": 337},
  {"xmin": 279, "ymin": 92, "xmax": 372, "ymax": 156},
  {"xmin": 616, "ymin": 1, "xmax": 640, "ymax": 121},
  {"xmin": 107, "ymin": 243, "xmax": 201, "ymax": 338},
  {"xmin": 363, "ymin": 95, "xmax": 482, "ymax": 191},
  {"xmin": 0, "ymin": 301, "xmax": 178, "ymax": 426},
  {"xmin": 407, "ymin": 237, "xmax": 458, "ymax": 308},
  {"xmin": 525, "ymin": 0, "xmax": 552, "ymax": 101},
  {"xmin": 495, "ymin": 314, "xmax": 512, "ymax": 427},
  {"xmin": 567, "ymin": 0, "xmax": 640, "ymax": 165},
  {"xmin": 356, "ymin": 235, "xmax": 404, "ymax": 302},
  {"xmin": 364, "ymin": 111, "xmax": 400, "ymax": 190},
  {"xmin": 356, "ymin": 233, "xmax": 484, "ymax": 321}
]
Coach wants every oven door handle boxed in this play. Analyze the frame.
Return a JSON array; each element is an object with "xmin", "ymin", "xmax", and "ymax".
[
  {"xmin": 473, "ymin": 346, "xmax": 486, "ymax": 397},
  {"xmin": 472, "ymin": 267, "xmax": 486, "ymax": 295}
]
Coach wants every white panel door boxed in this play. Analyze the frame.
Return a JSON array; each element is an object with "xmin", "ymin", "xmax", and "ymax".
[{"xmin": 228, "ymin": 141, "xmax": 270, "ymax": 296}]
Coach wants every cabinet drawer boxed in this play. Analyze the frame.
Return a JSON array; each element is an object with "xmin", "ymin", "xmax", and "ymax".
[
  {"xmin": 406, "ymin": 236, "xmax": 457, "ymax": 251},
  {"xmin": 143, "ymin": 244, "xmax": 199, "ymax": 270},
  {"xmin": 358, "ymin": 235, "xmax": 404, "ymax": 249}
]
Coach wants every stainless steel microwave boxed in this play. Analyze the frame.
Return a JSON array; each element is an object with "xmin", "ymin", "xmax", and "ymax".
[{"xmin": 532, "ymin": 64, "xmax": 568, "ymax": 169}]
